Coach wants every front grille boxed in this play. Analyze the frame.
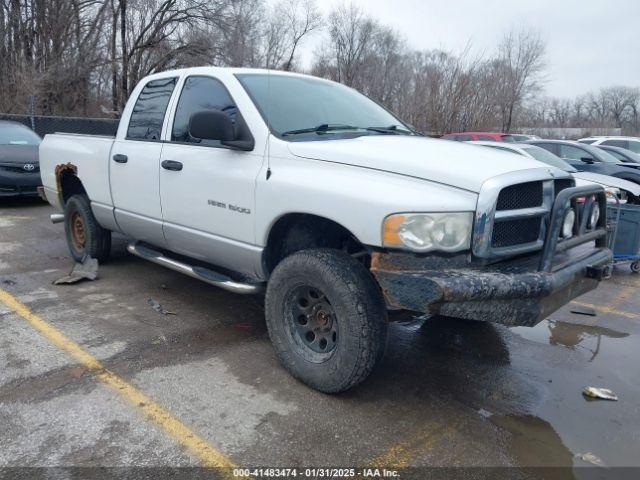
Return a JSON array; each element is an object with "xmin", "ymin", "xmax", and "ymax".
[
  {"xmin": 496, "ymin": 181, "xmax": 543, "ymax": 211},
  {"xmin": 554, "ymin": 178, "xmax": 574, "ymax": 198},
  {"xmin": 491, "ymin": 218, "xmax": 541, "ymax": 248},
  {"xmin": 0, "ymin": 164, "xmax": 40, "ymax": 174}
]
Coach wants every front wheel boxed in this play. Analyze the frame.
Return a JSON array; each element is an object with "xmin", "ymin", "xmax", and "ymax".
[
  {"xmin": 64, "ymin": 194, "xmax": 111, "ymax": 263},
  {"xmin": 265, "ymin": 249, "xmax": 388, "ymax": 393},
  {"xmin": 631, "ymin": 261, "xmax": 640, "ymax": 274}
]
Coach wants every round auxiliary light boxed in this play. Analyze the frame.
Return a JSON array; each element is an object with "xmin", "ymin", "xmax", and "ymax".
[
  {"xmin": 562, "ymin": 209, "xmax": 575, "ymax": 238},
  {"xmin": 590, "ymin": 203, "xmax": 601, "ymax": 229}
]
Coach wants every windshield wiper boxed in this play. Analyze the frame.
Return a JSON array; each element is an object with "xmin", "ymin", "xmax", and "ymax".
[
  {"xmin": 281, "ymin": 124, "xmax": 360, "ymax": 136},
  {"xmin": 365, "ymin": 125, "xmax": 414, "ymax": 135}
]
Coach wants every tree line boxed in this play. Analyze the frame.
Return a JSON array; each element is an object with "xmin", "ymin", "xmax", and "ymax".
[{"xmin": 1, "ymin": 0, "xmax": 638, "ymax": 136}]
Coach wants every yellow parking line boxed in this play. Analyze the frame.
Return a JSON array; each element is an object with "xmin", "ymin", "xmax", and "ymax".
[
  {"xmin": 368, "ymin": 420, "xmax": 460, "ymax": 468},
  {"xmin": 608, "ymin": 286, "xmax": 635, "ymax": 309},
  {"xmin": 570, "ymin": 300, "xmax": 639, "ymax": 319},
  {"xmin": 0, "ymin": 289, "xmax": 236, "ymax": 471}
]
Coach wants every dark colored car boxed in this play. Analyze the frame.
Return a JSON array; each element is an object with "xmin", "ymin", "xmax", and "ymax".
[
  {"xmin": 526, "ymin": 139, "xmax": 640, "ymax": 185},
  {"xmin": 0, "ymin": 121, "xmax": 42, "ymax": 197},
  {"xmin": 441, "ymin": 132, "xmax": 534, "ymax": 142},
  {"xmin": 596, "ymin": 145, "xmax": 640, "ymax": 164}
]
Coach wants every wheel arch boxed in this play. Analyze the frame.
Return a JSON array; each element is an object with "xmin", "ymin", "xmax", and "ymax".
[
  {"xmin": 262, "ymin": 212, "xmax": 367, "ymax": 275},
  {"xmin": 55, "ymin": 163, "xmax": 86, "ymax": 205}
]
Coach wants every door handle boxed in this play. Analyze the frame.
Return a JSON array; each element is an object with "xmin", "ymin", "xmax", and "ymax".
[
  {"xmin": 161, "ymin": 160, "xmax": 183, "ymax": 171},
  {"xmin": 113, "ymin": 154, "xmax": 128, "ymax": 163}
]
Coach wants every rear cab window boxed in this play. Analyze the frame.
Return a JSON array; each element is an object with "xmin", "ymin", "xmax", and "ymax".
[{"xmin": 126, "ymin": 77, "xmax": 177, "ymax": 141}]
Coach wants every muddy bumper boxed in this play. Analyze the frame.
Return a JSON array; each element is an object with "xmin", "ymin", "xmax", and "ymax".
[{"xmin": 371, "ymin": 247, "xmax": 612, "ymax": 327}]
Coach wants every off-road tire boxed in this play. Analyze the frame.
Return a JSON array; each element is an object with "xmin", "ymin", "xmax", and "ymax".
[
  {"xmin": 265, "ymin": 249, "xmax": 388, "ymax": 393},
  {"xmin": 64, "ymin": 194, "xmax": 111, "ymax": 263}
]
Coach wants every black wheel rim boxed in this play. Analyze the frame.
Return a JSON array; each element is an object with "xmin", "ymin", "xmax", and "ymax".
[{"xmin": 285, "ymin": 285, "xmax": 338, "ymax": 360}]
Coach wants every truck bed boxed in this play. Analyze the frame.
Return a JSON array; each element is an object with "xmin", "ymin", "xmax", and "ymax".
[{"xmin": 39, "ymin": 133, "xmax": 115, "ymax": 211}]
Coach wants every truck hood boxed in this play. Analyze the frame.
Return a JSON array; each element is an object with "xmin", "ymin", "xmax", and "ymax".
[
  {"xmin": 287, "ymin": 136, "xmax": 546, "ymax": 192},
  {"xmin": 0, "ymin": 144, "xmax": 39, "ymax": 164},
  {"xmin": 573, "ymin": 171, "xmax": 640, "ymax": 196}
]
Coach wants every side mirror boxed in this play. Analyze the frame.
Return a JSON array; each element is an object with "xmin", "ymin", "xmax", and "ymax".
[
  {"xmin": 188, "ymin": 110, "xmax": 254, "ymax": 151},
  {"xmin": 189, "ymin": 110, "xmax": 234, "ymax": 142},
  {"xmin": 580, "ymin": 157, "xmax": 595, "ymax": 164}
]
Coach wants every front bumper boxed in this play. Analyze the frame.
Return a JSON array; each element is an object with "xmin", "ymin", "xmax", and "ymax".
[
  {"xmin": 371, "ymin": 184, "xmax": 613, "ymax": 327},
  {"xmin": 0, "ymin": 171, "xmax": 42, "ymax": 197},
  {"xmin": 371, "ymin": 247, "xmax": 612, "ymax": 326}
]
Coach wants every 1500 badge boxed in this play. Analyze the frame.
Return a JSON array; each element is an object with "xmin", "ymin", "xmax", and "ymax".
[{"xmin": 207, "ymin": 199, "xmax": 251, "ymax": 214}]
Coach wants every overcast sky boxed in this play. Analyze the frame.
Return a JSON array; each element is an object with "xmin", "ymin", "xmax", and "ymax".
[{"xmin": 296, "ymin": 0, "xmax": 639, "ymax": 98}]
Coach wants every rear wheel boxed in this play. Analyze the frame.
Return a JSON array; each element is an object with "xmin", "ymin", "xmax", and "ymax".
[
  {"xmin": 64, "ymin": 194, "xmax": 111, "ymax": 263},
  {"xmin": 631, "ymin": 261, "xmax": 640, "ymax": 274},
  {"xmin": 265, "ymin": 249, "xmax": 388, "ymax": 393}
]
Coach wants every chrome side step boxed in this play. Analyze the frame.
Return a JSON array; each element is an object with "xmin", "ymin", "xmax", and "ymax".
[{"xmin": 126, "ymin": 242, "xmax": 264, "ymax": 295}]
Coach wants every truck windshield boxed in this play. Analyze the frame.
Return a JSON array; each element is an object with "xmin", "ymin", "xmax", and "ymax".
[
  {"xmin": 0, "ymin": 124, "xmax": 41, "ymax": 145},
  {"xmin": 235, "ymin": 73, "xmax": 411, "ymax": 140}
]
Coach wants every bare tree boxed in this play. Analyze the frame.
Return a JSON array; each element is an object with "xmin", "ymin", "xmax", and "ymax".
[
  {"xmin": 321, "ymin": 3, "xmax": 378, "ymax": 88},
  {"xmin": 494, "ymin": 28, "xmax": 546, "ymax": 132}
]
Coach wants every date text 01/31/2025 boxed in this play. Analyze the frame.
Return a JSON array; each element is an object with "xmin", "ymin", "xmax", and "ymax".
[{"xmin": 232, "ymin": 468, "xmax": 400, "ymax": 478}]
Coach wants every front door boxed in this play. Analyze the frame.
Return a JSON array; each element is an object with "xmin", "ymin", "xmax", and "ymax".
[
  {"xmin": 110, "ymin": 76, "xmax": 178, "ymax": 246},
  {"xmin": 159, "ymin": 75, "xmax": 264, "ymax": 274}
]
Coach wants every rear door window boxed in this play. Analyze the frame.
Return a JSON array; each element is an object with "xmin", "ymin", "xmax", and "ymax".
[
  {"xmin": 534, "ymin": 143, "xmax": 559, "ymax": 155},
  {"xmin": 478, "ymin": 135, "xmax": 496, "ymax": 141},
  {"xmin": 607, "ymin": 150, "xmax": 628, "ymax": 162},
  {"xmin": 458, "ymin": 135, "xmax": 473, "ymax": 141},
  {"xmin": 127, "ymin": 77, "xmax": 177, "ymax": 141},
  {"xmin": 559, "ymin": 144, "xmax": 594, "ymax": 161},
  {"xmin": 602, "ymin": 139, "xmax": 629, "ymax": 149},
  {"xmin": 627, "ymin": 140, "xmax": 640, "ymax": 154}
]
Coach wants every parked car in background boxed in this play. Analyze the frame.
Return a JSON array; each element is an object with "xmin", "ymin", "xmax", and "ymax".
[
  {"xmin": 0, "ymin": 120, "xmax": 42, "ymax": 197},
  {"xmin": 469, "ymin": 141, "xmax": 640, "ymax": 204},
  {"xmin": 441, "ymin": 132, "xmax": 536, "ymax": 142},
  {"xmin": 527, "ymin": 139, "xmax": 640, "ymax": 185},
  {"xmin": 596, "ymin": 145, "xmax": 640, "ymax": 164},
  {"xmin": 578, "ymin": 136, "xmax": 640, "ymax": 154}
]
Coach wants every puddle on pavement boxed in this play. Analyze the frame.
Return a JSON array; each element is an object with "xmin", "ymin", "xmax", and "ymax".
[
  {"xmin": 511, "ymin": 319, "xmax": 630, "ymax": 361},
  {"xmin": 490, "ymin": 415, "xmax": 574, "ymax": 470}
]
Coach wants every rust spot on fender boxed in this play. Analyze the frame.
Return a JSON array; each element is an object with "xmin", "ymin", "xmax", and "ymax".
[{"xmin": 54, "ymin": 163, "xmax": 78, "ymax": 205}]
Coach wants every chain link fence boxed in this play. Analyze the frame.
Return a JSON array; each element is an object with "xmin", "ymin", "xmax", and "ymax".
[{"xmin": 0, "ymin": 113, "xmax": 119, "ymax": 137}]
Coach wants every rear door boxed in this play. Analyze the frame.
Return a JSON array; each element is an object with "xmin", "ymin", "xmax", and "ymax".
[
  {"xmin": 158, "ymin": 75, "xmax": 264, "ymax": 273},
  {"xmin": 110, "ymin": 77, "xmax": 178, "ymax": 246}
]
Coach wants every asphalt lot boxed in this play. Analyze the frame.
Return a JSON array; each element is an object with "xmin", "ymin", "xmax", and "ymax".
[{"xmin": 1, "ymin": 198, "xmax": 640, "ymax": 478}]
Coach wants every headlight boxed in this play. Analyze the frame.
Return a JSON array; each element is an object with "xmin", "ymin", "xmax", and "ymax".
[
  {"xmin": 589, "ymin": 202, "xmax": 600, "ymax": 228},
  {"xmin": 383, "ymin": 212, "xmax": 473, "ymax": 252},
  {"xmin": 562, "ymin": 209, "xmax": 575, "ymax": 238}
]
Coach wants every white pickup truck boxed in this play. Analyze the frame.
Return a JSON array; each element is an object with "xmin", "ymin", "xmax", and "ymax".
[{"xmin": 40, "ymin": 67, "xmax": 613, "ymax": 392}]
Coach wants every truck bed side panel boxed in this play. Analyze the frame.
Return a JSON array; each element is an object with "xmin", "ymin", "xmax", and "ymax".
[{"xmin": 39, "ymin": 133, "xmax": 115, "ymax": 213}]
